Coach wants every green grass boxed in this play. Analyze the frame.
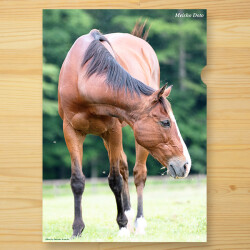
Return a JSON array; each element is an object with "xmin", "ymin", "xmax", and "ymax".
[{"xmin": 43, "ymin": 176, "xmax": 207, "ymax": 242}]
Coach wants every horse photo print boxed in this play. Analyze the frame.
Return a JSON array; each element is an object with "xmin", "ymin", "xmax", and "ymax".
[{"xmin": 43, "ymin": 9, "xmax": 207, "ymax": 242}]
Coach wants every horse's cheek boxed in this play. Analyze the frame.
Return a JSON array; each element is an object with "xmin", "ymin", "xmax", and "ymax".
[
  {"xmin": 133, "ymin": 121, "xmax": 146, "ymax": 147},
  {"xmin": 133, "ymin": 120, "xmax": 160, "ymax": 149}
]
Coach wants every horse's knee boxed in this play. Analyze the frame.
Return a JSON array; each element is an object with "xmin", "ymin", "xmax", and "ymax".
[
  {"xmin": 133, "ymin": 164, "xmax": 147, "ymax": 187},
  {"xmin": 120, "ymin": 158, "xmax": 132, "ymax": 211},
  {"xmin": 71, "ymin": 173, "xmax": 85, "ymax": 195},
  {"xmin": 120, "ymin": 159, "xmax": 129, "ymax": 182},
  {"xmin": 108, "ymin": 173, "xmax": 123, "ymax": 195}
]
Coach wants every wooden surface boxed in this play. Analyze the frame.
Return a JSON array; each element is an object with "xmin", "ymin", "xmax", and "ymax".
[{"xmin": 0, "ymin": 0, "xmax": 250, "ymax": 249}]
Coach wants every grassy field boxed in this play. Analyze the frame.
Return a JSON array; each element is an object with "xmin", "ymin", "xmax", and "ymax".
[{"xmin": 43, "ymin": 176, "xmax": 206, "ymax": 242}]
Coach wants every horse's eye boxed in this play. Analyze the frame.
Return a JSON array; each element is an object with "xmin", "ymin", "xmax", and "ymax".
[{"xmin": 159, "ymin": 119, "xmax": 171, "ymax": 128}]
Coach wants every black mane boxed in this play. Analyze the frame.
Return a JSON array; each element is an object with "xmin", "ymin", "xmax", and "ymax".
[{"xmin": 82, "ymin": 30, "xmax": 155, "ymax": 96}]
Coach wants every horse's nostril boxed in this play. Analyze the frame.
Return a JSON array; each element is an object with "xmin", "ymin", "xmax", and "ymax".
[{"xmin": 183, "ymin": 163, "xmax": 188, "ymax": 172}]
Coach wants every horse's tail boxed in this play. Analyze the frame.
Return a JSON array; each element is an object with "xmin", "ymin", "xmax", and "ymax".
[{"xmin": 131, "ymin": 19, "xmax": 151, "ymax": 41}]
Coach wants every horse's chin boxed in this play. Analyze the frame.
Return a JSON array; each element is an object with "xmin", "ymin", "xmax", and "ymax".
[
  {"xmin": 167, "ymin": 167, "xmax": 187, "ymax": 179},
  {"xmin": 150, "ymin": 152, "xmax": 180, "ymax": 179},
  {"xmin": 167, "ymin": 169, "xmax": 176, "ymax": 179},
  {"xmin": 166, "ymin": 165, "xmax": 179, "ymax": 179},
  {"xmin": 167, "ymin": 171, "xmax": 183, "ymax": 179},
  {"xmin": 150, "ymin": 153, "xmax": 168, "ymax": 169}
]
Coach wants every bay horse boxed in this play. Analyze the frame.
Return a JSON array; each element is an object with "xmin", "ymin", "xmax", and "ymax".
[{"xmin": 58, "ymin": 25, "xmax": 191, "ymax": 237}]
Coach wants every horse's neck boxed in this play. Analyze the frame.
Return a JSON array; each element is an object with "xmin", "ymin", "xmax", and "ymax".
[{"xmin": 87, "ymin": 91, "xmax": 144, "ymax": 127}]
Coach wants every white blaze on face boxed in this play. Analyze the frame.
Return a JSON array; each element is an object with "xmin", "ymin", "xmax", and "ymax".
[{"xmin": 169, "ymin": 110, "xmax": 192, "ymax": 172}]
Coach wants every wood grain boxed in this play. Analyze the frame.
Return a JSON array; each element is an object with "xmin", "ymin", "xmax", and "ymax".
[{"xmin": 0, "ymin": 0, "xmax": 250, "ymax": 249}]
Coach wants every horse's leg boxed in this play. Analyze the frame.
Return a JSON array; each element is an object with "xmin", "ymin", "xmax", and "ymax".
[
  {"xmin": 63, "ymin": 120, "xmax": 86, "ymax": 238},
  {"xmin": 133, "ymin": 141, "xmax": 148, "ymax": 234},
  {"xmin": 102, "ymin": 122, "xmax": 129, "ymax": 236},
  {"xmin": 119, "ymin": 150, "xmax": 134, "ymax": 232}
]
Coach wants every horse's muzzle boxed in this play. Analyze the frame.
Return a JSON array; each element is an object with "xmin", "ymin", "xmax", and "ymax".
[{"xmin": 167, "ymin": 161, "xmax": 189, "ymax": 179}]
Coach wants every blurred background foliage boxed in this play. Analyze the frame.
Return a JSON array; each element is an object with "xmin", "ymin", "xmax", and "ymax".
[{"xmin": 43, "ymin": 9, "xmax": 206, "ymax": 179}]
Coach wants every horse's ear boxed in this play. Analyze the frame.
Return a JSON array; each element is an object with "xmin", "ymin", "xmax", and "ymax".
[
  {"xmin": 162, "ymin": 85, "xmax": 173, "ymax": 98},
  {"xmin": 149, "ymin": 83, "xmax": 172, "ymax": 104}
]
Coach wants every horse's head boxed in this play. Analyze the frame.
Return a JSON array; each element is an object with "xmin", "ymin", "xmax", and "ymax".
[{"xmin": 133, "ymin": 84, "xmax": 191, "ymax": 179}]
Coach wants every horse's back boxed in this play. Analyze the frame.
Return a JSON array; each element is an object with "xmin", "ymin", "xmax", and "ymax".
[
  {"xmin": 59, "ymin": 31, "xmax": 159, "ymax": 99},
  {"xmin": 106, "ymin": 33, "xmax": 160, "ymax": 89}
]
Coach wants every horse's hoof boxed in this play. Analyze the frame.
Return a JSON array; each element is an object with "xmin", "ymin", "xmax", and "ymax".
[
  {"xmin": 118, "ymin": 227, "xmax": 130, "ymax": 237},
  {"xmin": 71, "ymin": 223, "xmax": 85, "ymax": 239},
  {"xmin": 135, "ymin": 216, "xmax": 147, "ymax": 235},
  {"xmin": 71, "ymin": 230, "xmax": 83, "ymax": 239},
  {"xmin": 71, "ymin": 231, "xmax": 83, "ymax": 239},
  {"xmin": 125, "ymin": 208, "xmax": 135, "ymax": 233},
  {"xmin": 70, "ymin": 234, "xmax": 79, "ymax": 240}
]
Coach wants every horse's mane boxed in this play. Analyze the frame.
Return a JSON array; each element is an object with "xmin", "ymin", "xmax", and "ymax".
[{"xmin": 82, "ymin": 29, "xmax": 155, "ymax": 96}]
